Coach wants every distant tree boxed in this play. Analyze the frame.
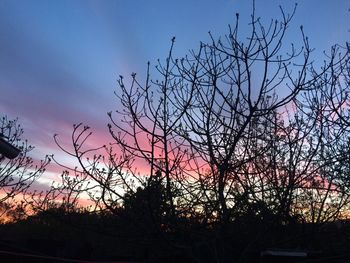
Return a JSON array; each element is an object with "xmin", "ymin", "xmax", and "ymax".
[
  {"xmin": 118, "ymin": 170, "xmax": 175, "ymax": 242},
  {"xmin": 0, "ymin": 116, "xmax": 49, "ymax": 221}
]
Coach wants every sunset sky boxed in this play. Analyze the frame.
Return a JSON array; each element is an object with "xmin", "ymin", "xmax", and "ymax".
[{"xmin": 0, "ymin": 0, "xmax": 349, "ymax": 185}]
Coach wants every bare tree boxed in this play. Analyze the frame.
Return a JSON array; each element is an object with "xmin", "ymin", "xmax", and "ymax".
[
  {"xmin": 0, "ymin": 116, "xmax": 49, "ymax": 221},
  {"xmin": 173, "ymin": 3, "xmax": 320, "ymax": 230},
  {"xmin": 293, "ymin": 43, "xmax": 350, "ymax": 223}
]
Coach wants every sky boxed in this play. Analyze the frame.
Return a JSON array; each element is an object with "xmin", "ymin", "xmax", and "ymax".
[{"xmin": 0, "ymin": 0, "xmax": 349, "ymax": 185}]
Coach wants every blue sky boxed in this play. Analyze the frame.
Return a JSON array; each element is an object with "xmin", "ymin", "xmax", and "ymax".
[{"xmin": 0, "ymin": 0, "xmax": 349, "ymax": 165}]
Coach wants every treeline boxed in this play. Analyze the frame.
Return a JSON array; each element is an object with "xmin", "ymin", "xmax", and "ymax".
[
  {"xmin": 1, "ymin": 4, "xmax": 350, "ymax": 263},
  {"xmin": 1, "ymin": 187, "xmax": 350, "ymax": 262}
]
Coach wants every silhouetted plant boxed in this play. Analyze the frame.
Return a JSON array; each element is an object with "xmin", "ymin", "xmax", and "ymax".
[
  {"xmin": 0, "ymin": 116, "xmax": 49, "ymax": 222},
  {"xmin": 49, "ymin": 3, "xmax": 350, "ymax": 263}
]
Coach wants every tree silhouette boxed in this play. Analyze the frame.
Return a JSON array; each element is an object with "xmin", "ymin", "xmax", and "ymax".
[
  {"xmin": 49, "ymin": 4, "xmax": 350, "ymax": 263},
  {"xmin": 0, "ymin": 116, "xmax": 49, "ymax": 221}
]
